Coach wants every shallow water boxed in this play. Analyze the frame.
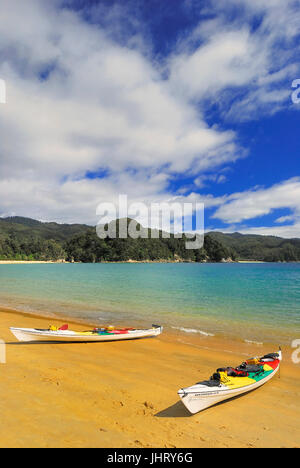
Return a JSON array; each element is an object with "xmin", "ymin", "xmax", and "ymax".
[{"xmin": 0, "ymin": 263, "xmax": 299, "ymax": 344}]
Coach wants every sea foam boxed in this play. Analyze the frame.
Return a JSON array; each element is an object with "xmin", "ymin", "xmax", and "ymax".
[{"xmin": 171, "ymin": 326, "xmax": 214, "ymax": 337}]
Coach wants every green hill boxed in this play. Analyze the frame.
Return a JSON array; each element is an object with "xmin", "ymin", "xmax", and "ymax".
[
  {"xmin": 0, "ymin": 217, "xmax": 93, "ymax": 242},
  {"xmin": 208, "ymin": 231, "xmax": 300, "ymax": 262},
  {"xmin": 0, "ymin": 216, "xmax": 299, "ymax": 262},
  {"xmin": 0, "ymin": 217, "xmax": 233, "ymax": 262},
  {"xmin": 0, "ymin": 217, "xmax": 93, "ymax": 261}
]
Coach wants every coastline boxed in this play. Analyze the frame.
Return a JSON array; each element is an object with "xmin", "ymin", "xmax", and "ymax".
[
  {"xmin": 0, "ymin": 259, "xmax": 296, "ymax": 265},
  {"xmin": 1, "ymin": 307, "xmax": 299, "ymax": 448},
  {"xmin": 0, "ymin": 260, "xmax": 69, "ymax": 264},
  {"xmin": 237, "ymin": 260, "xmax": 266, "ymax": 264}
]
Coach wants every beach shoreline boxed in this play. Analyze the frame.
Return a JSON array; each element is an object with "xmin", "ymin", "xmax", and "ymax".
[
  {"xmin": 0, "ymin": 307, "xmax": 299, "ymax": 448},
  {"xmin": 0, "ymin": 300, "xmax": 296, "ymax": 347},
  {"xmin": 0, "ymin": 260, "xmax": 69, "ymax": 264},
  {"xmin": 0, "ymin": 259, "xmax": 265, "ymax": 264}
]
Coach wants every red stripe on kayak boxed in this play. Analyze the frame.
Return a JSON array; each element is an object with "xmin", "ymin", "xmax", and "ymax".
[{"xmin": 260, "ymin": 359, "xmax": 279, "ymax": 370}]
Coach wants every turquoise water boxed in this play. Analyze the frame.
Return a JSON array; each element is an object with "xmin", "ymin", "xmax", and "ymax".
[{"xmin": 0, "ymin": 263, "xmax": 299, "ymax": 344}]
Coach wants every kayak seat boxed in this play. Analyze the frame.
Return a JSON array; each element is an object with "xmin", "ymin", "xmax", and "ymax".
[
  {"xmin": 236, "ymin": 364, "xmax": 263, "ymax": 374},
  {"xmin": 217, "ymin": 367, "xmax": 248, "ymax": 377}
]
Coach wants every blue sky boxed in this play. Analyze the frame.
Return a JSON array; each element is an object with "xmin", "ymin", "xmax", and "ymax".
[{"xmin": 0, "ymin": 0, "xmax": 300, "ymax": 237}]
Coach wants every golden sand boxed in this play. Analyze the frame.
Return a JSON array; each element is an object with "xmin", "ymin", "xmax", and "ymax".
[{"xmin": 0, "ymin": 307, "xmax": 299, "ymax": 448}]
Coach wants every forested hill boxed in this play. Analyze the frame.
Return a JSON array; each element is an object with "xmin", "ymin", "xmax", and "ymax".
[
  {"xmin": 0, "ymin": 217, "xmax": 233, "ymax": 262},
  {"xmin": 0, "ymin": 216, "xmax": 299, "ymax": 262},
  {"xmin": 0, "ymin": 217, "xmax": 94, "ymax": 241},
  {"xmin": 208, "ymin": 231, "xmax": 300, "ymax": 262},
  {"xmin": 0, "ymin": 217, "xmax": 93, "ymax": 261}
]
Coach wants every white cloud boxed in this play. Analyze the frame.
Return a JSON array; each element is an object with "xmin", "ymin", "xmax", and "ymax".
[
  {"xmin": 221, "ymin": 223, "xmax": 300, "ymax": 239},
  {"xmin": 212, "ymin": 178, "xmax": 300, "ymax": 224},
  {"xmin": 169, "ymin": 29, "xmax": 265, "ymax": 101},
  {"xmin": 171, "ymin": 0, "xmax": 300, "ymax": 120},
  {"xmin": 0, "ymin": 0, "xmax": 238, "ymax": 179},
  {"xmin": 0, "ymin": 0, "xmax": 298, "ymax": 232},
  {"xmin": 0, "ymin": 0, "xmax": 241, "ymax": 223},
  {"xmin": 276, "ymin": 215, "xmax": 295, "ymax": 224},
  {"xmin": 194, "ymin": 173, "xmax": 228, "ymax": 188},
  {"xmin": 0, "ymin": 170, "xmax": 226, "ymax": 227}
]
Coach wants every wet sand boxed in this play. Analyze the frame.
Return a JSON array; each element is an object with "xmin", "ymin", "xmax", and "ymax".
[{"xmin": 0, "ymin": 307, "xmax": 299, "ymax": 448}]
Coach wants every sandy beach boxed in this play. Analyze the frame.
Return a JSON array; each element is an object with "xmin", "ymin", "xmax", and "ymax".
[
  {"xmin": 0, "ymin": 261, "xmax": 68, "ymax": 264},
  {"xmin": 0, "ymin": 307, "xmax": 299, "ymax": 448}
]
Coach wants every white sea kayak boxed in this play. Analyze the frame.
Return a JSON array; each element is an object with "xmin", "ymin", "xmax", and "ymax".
[
  {"xmin": 10, "ymin": 324, "xmax": 163, "ymax": 343},
  {"xmin": 178, "ymin": 350, "xmax": 282, "ymax": 414}
]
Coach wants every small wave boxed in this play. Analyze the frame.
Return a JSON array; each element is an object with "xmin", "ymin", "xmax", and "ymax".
[
  {"xmin": 171, "ymin": 326, "xmax": 214, "ymax": 337},
  {"xmin": 244, "ymin": 339, "xmax": 263, "ymax": 346}
]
